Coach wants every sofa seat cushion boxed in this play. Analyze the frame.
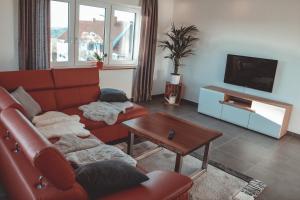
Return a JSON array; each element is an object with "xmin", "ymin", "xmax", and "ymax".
[
  {"xmin": 65, "ymin": 144, "xmax": 137, "ymax": 167},
  {"xmin": 61, "ymin": 103, "xmax": 148, "ymax": 130},
  {"xmin": 75, "ymin": 160, "xmax": 149, "ymax": 199},
  {"xmin": 101, "ymin": 170, "xmax": 193, "ymax": 200}
]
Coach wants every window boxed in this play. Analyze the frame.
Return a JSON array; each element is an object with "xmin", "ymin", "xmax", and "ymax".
[
  {"xmin": 50, "ymin": 0, "xmax": 141, "ymax": 67},
  {"xmin": 50, "ymin": 1, "xmax": 70, "ymax": 64},
  {"xmin": 78, "ymin": 5, "xmax": 106, "ymax": 62},
  {"xmin": 111, "ymin": 9, "xmax": 136, "ymax": 63}
]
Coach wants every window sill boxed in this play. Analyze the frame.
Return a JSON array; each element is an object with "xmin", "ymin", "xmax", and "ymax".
[
  {"xmin": 103, "ymin": 65, "xmax": 137, "ymax": 70},
  {"xmin": 51, "ymin": 64, "xmax": 137, "ymax": 70}
]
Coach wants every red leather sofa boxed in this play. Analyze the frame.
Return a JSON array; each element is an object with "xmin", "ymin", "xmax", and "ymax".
[
  {"xmin": 0, "ymin": 68, "xmax": 193, "ymax": 200},
  {"xmin": 0, "ymin": 67, "xmax": 147, "ymax": 143}
]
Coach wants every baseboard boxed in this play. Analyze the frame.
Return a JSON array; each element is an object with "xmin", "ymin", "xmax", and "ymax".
[
  {"xmin": 181, "ymin": 98, "xmax": 198, "ymax": 107},
  {"xmin": 151, "ymin": 94, "xmax": 164, "ymax": 98},
  {"xmin": 152, "ymin": 93, "xmax": 198, "ymax": 106},
  {"xmin": 287, "ymin": 131, "xmax": 300, "ymax": 138}
]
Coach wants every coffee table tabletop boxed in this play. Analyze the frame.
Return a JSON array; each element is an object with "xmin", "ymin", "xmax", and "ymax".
[
  {"xmin": 123, "ymin": 112, "xmax": 223, "ymax": 175},
  {"xmin": 123, "ymin": 112, "xmax": 222, "ymax": 156}
]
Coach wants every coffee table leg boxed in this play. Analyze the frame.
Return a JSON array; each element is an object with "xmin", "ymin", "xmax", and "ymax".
[
  {"xmin": 175, "ymin": 153, "xmax": 183, "ymax": 173},
  {"xmin": 127, "ymin": 132, "xmax": 134, "ymax": 155},
  {"xmin": 202, "ymin": 143, "xmax": 210, "ymax": 170}
]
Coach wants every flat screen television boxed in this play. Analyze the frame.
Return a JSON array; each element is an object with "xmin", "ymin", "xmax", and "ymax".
[{"xmin": 224, "ymin": 54, "xmax": 278, "ymax": 92}]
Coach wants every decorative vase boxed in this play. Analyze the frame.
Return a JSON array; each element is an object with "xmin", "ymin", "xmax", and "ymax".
[
  {"xmin": 96, "ymin": 61, "xmax": 104, "ymax": 70},
  {"xmin": 170, "ymin": 74, "xmax": 181, "ymax": 85}
]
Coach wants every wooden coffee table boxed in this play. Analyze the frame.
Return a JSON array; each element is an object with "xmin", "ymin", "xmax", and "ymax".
[{"xmin": 122, "ymin": 112, "xmax": 222, "ymax": 178}]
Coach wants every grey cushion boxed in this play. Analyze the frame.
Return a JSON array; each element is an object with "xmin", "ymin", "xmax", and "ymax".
[
  {"xmin": 75, "ymin": 160, "xmax": 149, "ymax": 199},
  {"xmin": 99, "ymin": 88, "xmax": 129, "ymax": 102},
  {"xmin": 11, "ymin": 86, "xmax": 42, "ymax": 119}
]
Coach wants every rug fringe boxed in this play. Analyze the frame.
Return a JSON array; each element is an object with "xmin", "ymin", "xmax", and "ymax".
[{"xmin": 233, "ymin": 179, "xmax": 267, "ymax": 200}]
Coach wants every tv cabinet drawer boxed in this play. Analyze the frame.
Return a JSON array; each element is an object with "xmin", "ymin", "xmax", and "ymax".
[
  {"xmin": 221, "ymin": 104, "xmax": 251, "ymax": 127},
  {"xmin": 248, "ymin": 113, "xmax": 281, "ymax": 138},
  {"xmin": 198, "ymin": 88, "xmax": 224, "ymax": 118}
]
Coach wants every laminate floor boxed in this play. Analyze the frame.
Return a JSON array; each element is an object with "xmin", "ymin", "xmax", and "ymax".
[{"xmin": 141, "ymin": 97, "xmax": 300, "ymax": 200}]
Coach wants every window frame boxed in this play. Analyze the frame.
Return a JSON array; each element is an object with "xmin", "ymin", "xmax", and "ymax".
[
  {"xmin": 50, "ymin": 0, "xmax": 75, "ymax": 67},
  {"xmin": 50, "ymin": 0, "xmax": 141, "ymax": 68},
  {"xmin": 108, "ymin": 5, "xmax": 141, "ymax": 66},
  {"xmin": 75, "ymin": 0, "xmax": 111, "ymax": 66}
]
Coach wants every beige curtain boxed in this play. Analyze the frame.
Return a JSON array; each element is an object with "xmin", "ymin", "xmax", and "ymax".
[
  {"xmin": 133, "ymin": 0, "xmax": 158, "ymax": 102},
  {"xmin": 19, "ymin": 0, "xmax": 51, "ymax": 70}
]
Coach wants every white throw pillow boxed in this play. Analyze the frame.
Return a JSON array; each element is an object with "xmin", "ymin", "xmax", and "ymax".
[{"xmin": 11, "ymin": 86, "xmax": 42, "ymax": 119}]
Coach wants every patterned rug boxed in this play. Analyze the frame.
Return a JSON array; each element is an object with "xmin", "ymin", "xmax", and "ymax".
[{"xmin": 116, "ymin": 141, "xmax": 266, "ymax": 200}]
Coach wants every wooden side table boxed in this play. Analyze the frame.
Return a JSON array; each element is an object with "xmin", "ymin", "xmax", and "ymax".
[{"xmin": 164, "ymin": 82, "xmax": 184, "ymax": 106}]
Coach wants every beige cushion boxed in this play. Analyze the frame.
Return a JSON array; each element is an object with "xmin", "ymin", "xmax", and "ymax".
[{"xmin": 11, "ymin": 86, "xmax": 42, "ymax": 119}]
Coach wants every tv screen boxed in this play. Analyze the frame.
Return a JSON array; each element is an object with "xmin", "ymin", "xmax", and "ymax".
[{"xmin": 224, "ymin": 54, "xmax": 278, "ymax": 92}]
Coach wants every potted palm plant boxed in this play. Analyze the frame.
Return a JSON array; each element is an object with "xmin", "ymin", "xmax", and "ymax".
[
  {"xmin": 159, "ymin": 24, "xmax": 199, "ymax": 84},
  {"xmin": 94, "ymin": 52, "xmax": 104, "ymax": 70}
]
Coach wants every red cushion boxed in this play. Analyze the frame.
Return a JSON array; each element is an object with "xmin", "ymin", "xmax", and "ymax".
[
  {"xmin": 52, "ymin": 67, "xmax": 99, "ymax": 88},
  {"xmin": 101, "ymin": 171, "xmax": 193, "ymax": 200},
  {"xmin": 28, "ymin": 90, "xmax": 57, "ymax": 112},
  {"xmin": 55, "ymin": 86, "xmax": 99, "ymax": 110},
  {"xmin": 0, "ymin": 70, "xmax": 54, "ymax": 91},
  {"xmin": 62, "ymin": 103, "xmax": 148, "ymax": 130},
  {"xmin": 91, "ymin": 124, "xmax": 130, "ymax": 143}
]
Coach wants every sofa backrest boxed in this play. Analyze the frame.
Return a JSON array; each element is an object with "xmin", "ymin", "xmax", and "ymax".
[
  {"xmin": 0, "ymin": 108, "xmax": 76, "ymax": 190},
  {"xmin": 52, "ymin": 67, "xmax": 100, "ymax": 110},
  {"xmin": 0, "ymin": 70, "xmax": 54, "ymax": 91},
  {"xmin": 0, "ymin": 67, "xmax": 100, "ymax": 111},
  {"xmin": 0, "ymin": 70, "xmax": 57, "ymax": 112}
]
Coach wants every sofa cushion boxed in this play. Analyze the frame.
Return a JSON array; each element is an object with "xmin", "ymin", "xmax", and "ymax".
[
  {"xmin": 0, "ymin": 70, "xmax": 54, "ymax": 91},
  {"xmin": 28, "ymin": 90, "xmax": 57, "ymax": 112},
  {"xmin": 11, "ymin": 87, "xmax": 42, "ymax": 119},
  {"xmin": 62, "ymin": 104, "xmax": 148, "ymax": 130},
  {"xmin": 65, "ymin": 144, "xmax": 137, "ymax": 167},
  {"xmin": 99, "ymin": 88, "xmax": 129, "ymax": 102},
  {"xmin": 55, "ymin": 86, "xmax": 100, "ymax": 110},
  {"xmin": 75, "ymin": 160, "xmax": 149, "ymax": 199},
  {"xmin": 52, "ymin": 67, "xmax": 99, "ymax": 88},
  {"xmin": 101, "ymin": 171, "xmax": 193, "ymax": 200}
]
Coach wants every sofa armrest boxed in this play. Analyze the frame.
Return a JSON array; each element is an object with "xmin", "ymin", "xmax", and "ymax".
[
  {"xmin": 101, "ymin": 171, "xmax": 193, "ymax": 200},
  {"xmin": 0, "ymin": 108, "xmax": 76, "ymax": 190},
  {"xmin": 0, "ymin": 87, "xmax": 24, "ymax": 113}
]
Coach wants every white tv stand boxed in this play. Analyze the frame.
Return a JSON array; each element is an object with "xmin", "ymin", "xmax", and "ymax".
[{"xmin": 198, "ymin": 86, "xmax": 293, "ymax": 139}]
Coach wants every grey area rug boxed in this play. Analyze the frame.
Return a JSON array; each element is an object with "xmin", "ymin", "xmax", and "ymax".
[{"xmin": 116, "ymin": 141, "xmax": 266, "ymax": 200}]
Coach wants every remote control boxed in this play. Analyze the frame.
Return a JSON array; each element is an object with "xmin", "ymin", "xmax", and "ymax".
[{"xmin": 168, "ymin": 129, "xmax": 176, "ymax": 140}]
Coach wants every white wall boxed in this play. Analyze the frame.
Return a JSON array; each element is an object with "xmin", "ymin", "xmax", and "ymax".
[
  {"xmin": 152, "ymin": 0, "xmax": 174, "ymax": 95},
  {"xmin": 171, "ymin": 0, "xmax": 300, "ymax": 133},
  {"xmin": 0, "ymin": 0, "xmax": 18, "ymax": 71},
  {"xmin": 100, "ymin": 69, "xmax": 135, "ymax": 98}
]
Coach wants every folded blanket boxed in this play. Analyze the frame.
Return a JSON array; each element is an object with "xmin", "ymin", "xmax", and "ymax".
[
  {"xmin": 79, "ymin": 101, "xmax": 133, "ymax": 125},
  {"xmin": 65, "ymin": 144, "xmax": 137, "ymax": 167},
  {"xmin": 33, "ymin": 111, "xmax": 90, "ymax": 139},
  {"xmin": 33, "ymin": 111, "xmax": 80, "ymax": 127},
  {"xmin": 37, "ymin": 120, "xmax": 90, "ymax": 139},
  {"xmin": 53, "ymin": 134, "xmax": 103, "ymax": 154}
]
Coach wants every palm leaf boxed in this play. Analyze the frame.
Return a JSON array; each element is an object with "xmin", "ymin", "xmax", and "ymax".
[{"xmin": 158, "ymin": 23, "xmax": 199, "ymax": 73}]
